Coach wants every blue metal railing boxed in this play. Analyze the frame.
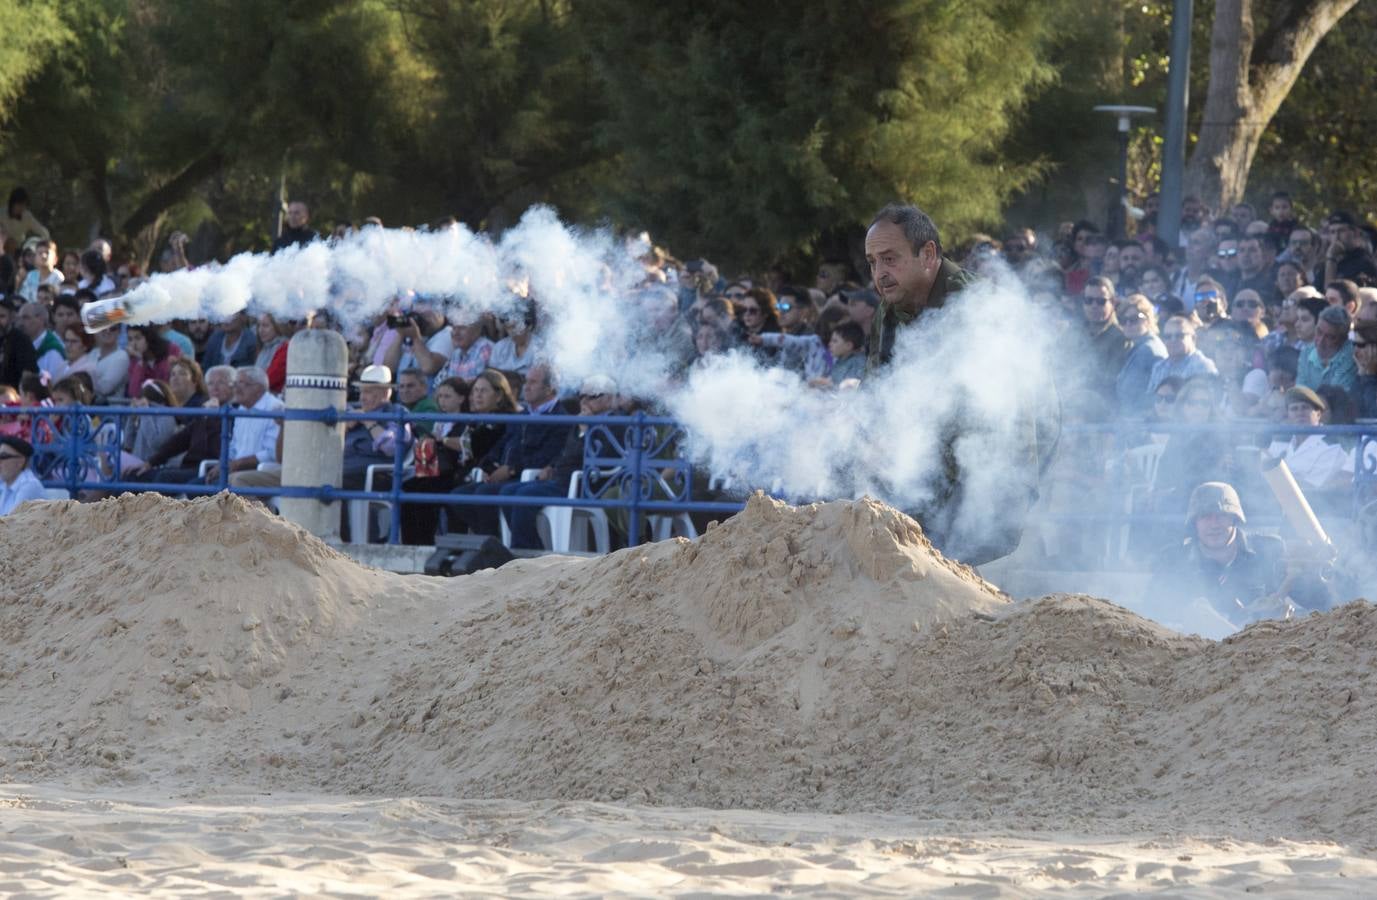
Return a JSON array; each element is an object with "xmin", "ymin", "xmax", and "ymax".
[{"xmin": 10, "ymin": 402, "xmax": 1375, "ymax": 551}]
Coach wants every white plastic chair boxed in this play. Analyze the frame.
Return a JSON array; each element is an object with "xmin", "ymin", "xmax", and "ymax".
[
  {"xmin": 543, "ymin": 471, "xmax": 611, "ymax": 554},
  {"xmin": 41, "ymin": 487, "xmax": 70, "ymax": 501},
  {"xmin": 1117, "ymin": 443, "xmax": 1168, "ymax": 559},
  {"xmin": 348, "ymin": 453, "xmax": 414, "ymax": 544},
  {"xmin": 498, "ymin": 468, "xmax": 547, "ymax": 547}
]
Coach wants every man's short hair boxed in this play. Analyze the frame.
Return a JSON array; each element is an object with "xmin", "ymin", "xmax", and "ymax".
[
  {"xmin": 1084, "ymin": 275, "xmax": 1116, "ymax": 297},
  {"xmin": 206, "ymin": 364, "xmax": 235, "ymax": 383},
  {"xmin": 1325, "ymin": 279, "xmax": 1360, "ymax": 306},
  {"xmin": 1270, "ymin": 190, "xmax": 1292, "ymax": 204},
  {"xmin": 831, "ymin": 321, "xmax": 866, "ymax": 349},
  {"xmin": 235, "ymin": 365, "xmax": 269, "ymax": 389},
  {"xmin": 399, "ymin": 367, "xmax": 427, "ymax": 382},
  {"xmin": 870, "ymin": 203, "xmax": 943, "ymax": 258},
  {"xmin": 1317, "ymin": 305, "xmax": 1351, "ymax": 331}
]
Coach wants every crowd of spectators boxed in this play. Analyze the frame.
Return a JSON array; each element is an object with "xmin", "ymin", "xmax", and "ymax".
[{"xmin": 0, "ymin": 187, "xmax": 1374, "ymax": 590}]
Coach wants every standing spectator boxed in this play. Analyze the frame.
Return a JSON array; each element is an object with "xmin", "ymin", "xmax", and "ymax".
[
  {"xmin": 1286, "ymin": 227, "xmax": 1319, "ymax": 273},
  {"xmin": 16, "ymin": 302, "xmax": 65, "ymax": 382},
  {"xmin": 1321, "ymin": 211, "xmax": 1377, "ymax": 286},
  {"xmin": 1114, "ymin": 240, "xmax": 1146, "ymax": 293},
  {"xmin": 1297, "ymin": 306, "xmax": 1357, "ymax": 394},
  {"xmin": 1149, "ymin": 315, "xmax": 1219, "ymax": 394},
  {"xmin": 737, "ymin": 287, "xmax": 782, "ymax": 339},
  {"xmin": 1293, "ymin": 295, "xmax": 1327, "ymax": 348},
  {"xmin": 1265, "ymin": 192, "xmax": 1300, "ymax": 244},
  {"xmin": 1214, "ymin": 238, "xmax": 1242, "ymax": 296},
  {"xmin": 17, "ymin": 239, "xmax": 63, "ymax": 301},
  {"xmin": 1230, "ymin": 202, "xmax": 1257, "ymax": 234},
  {"xmin": 1065, "ymin": 226, "xmax": 1107, "ymax": 296},
  {"xmin": 0, "ymin": 302, "xmax": 38, "ymax": 387},
  {"xmin": 426, "ymin": 320, "xmax": 494, "ymax": 384},
  {"xmin": 201, "ymin": 312, "xmax": 258, "ymax": 370},
  {"xmin": 1325, "ymin": 279, "xmax": 1360, "ymax": 317},
  {"xmin": 1352, "ymin": 321, "xmax": 1377, "ymax": 419},
  {"xmin": 0, "ymin": 188, "xmax": 48, "ymax": 243},
  {"xmin": 1275, "ymin": 260, "xmax": 1307, "ymax": 299},
  {"xmin": 125, "ymin": 325, "xmax": 181, "ymax": 399},
  {"xmin": 1228, "ymin": 288, "xmax": 1268, "ymax": 337},
  {"xmin": 774, "ymin": 285, "xmax": 816, "ymax": 336},
  {"xmin": 273, "ymin": 200, "xmax": 319, "ymax": 251},
  {"xmin": 823, "ymin": 322, "xmax": 866, "ymax": 387},
  {"xmin": 1137, "ymin": 264, "xmax": 1179, "ymax": 314},
  {"xmin": 1116, "ymin": 294, "xmax": 1167, "ymax": 418},
  {"xmin": 0, "ymin": 436, "xmax": 44, "ymax": 515},
  {"xmin": 77, "ymin": 249, "xmax": 116, "ymax": 296},
  {"xmin": 1235, "ymin": 234, "xmax": 1281, "ymax": 307},
  {"xmin": 489, "ymin": 309, "xmax": 539, "ymax": 375},
  {"xmin": 1079, "ymin": 276, "xmax": 1131, "ymax": 409}
]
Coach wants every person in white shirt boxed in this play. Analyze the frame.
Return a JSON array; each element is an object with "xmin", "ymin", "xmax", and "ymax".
[
  {"xmin": 0, "ymin": 436, "xmax": 46, "ymax": 515},
  {"xmin": 203, "ymin": 366, "xmax": 284, "ymax": 484},
  {"xmin": 18, "ymin": 239, "xmax": 64, "ymax": 302},
  {"xmin": 1267, "ymin": 386, "xmax": 1352, "ymax": 494}
]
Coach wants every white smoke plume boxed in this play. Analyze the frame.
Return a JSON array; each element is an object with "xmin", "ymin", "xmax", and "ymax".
[{"xmin": 89, "ymin": 206, "xmax": 1060, "ymax": 550}]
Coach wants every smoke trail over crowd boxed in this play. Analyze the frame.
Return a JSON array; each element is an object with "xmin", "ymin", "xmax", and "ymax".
[{"xmin": 87, "ymin": 206, "xmax": 1060, "ymax": 556}]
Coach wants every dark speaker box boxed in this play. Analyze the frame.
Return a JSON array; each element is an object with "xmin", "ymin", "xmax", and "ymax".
[{"xmin": 424, "ymin": 534, "xmax": 515, "ymax": 576}]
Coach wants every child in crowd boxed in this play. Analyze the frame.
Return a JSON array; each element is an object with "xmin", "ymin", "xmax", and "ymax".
[{"xmin": 825, "ymin": 322, "xmax": 867, "ymax": 387}]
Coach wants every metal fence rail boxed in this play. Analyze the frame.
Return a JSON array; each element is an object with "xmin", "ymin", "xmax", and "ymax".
[{"xmin": 11, "ymin": 402, "xmax": 1376, "ymax": 551}]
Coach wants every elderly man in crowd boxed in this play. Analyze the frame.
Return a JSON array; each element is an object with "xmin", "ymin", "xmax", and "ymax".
[
  {"xmin": 0, "ymin": 436, "xmax": 45, "ymax": 515},
  {"xmin": 342, "ymin": 364, "xmax": 413, "ymax": 490},
  {"xmin": 396, "ymin": 367, "xmax": 438, "ymax": 437},
  {"xmin": 1297, "ymin": 305, "xmax": 1357, "ymax": 394},
  {"xmin": 1147, "ymin": 315, "xmax": 1218, "ymax": 395},
  {"xmin": 16, "ymin": 302, "xmax": 65, "ymax": 381},
  {"xmin": 207, "ymin": 366, "xmax": 283, "ymax": 483}
]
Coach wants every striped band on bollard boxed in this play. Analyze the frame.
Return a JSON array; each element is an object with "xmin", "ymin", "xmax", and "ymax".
[{"xmin": 284, "ymin": 375, "xmax": 348, "ymax": 391}]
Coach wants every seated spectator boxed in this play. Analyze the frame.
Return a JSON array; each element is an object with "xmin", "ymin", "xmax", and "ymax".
[
  {"xmin": 1354, "ymin": 321, "xmax": 1377, "ymax": 419},
  {"xmin": 1322, "ymin": 211, "xmax": 1376, "ymax": 286},
  {"xmin": 1116, "ymin": 294, "xmax": 1167, "ymax": 418},
  {"xmin": 401, "ymin": 373, "xmax": 516, "ymax": 544},
  {"xmin": 1148, "ymin": 482, "xmax": 1287, "ymax": 636},
  {"xmin": 396, "ymin": 367, "xmax": 438, "ymax": 436},
  {"xmin": 1191, "ymin": 277, "xmax": 1227, "ymax": 326},
  {"xmin": 1275, "ymin": 259, "xmax": 1307, "ymax": 299},
  {"xmin": 423, "ymin": 319, "xmax": 493, "ymax": 384},
  {"xmin": 205, "ymin": 366, "xmax": 282, "ymax": 483},
  {"xmin": 123, "ymin": 379, "xmax": 181, "ymax": 467},
  {"xmin": 444, "ymin": 363, "xmax": 572, "ymax": 541},
  {"xmin": 1325, "ymin": 278, "xmax": 1361, "ymax": 317},
  {"xmin": 496, "ymin": 374, "xmax": 619, "ymax": 550},
  {"xmin": 1267, "ymin": 386, "xmax": 1352, "ymax": 494},
  {"xmin": 1202, "ymin": 320, "xmax": 1268, "ymax": 418},
  {"xmin": 201, "ymin": 312, "xmax": 258, "ymax": 370},
  {"xmin": 127, "ymin": 365, "xmax": 235, "ymax": 484},
  {"xmin": 1149, "ymin": 377, "xmax": 1235, "ymax": 525},
  {"xmin": 125, "ymin": 325, "xmax": 181, "ymax": 399},
  {"xmin": 1260, "ymin": 346, "xmax": 1300, "ymax": 422},
  {"xmin": 55, "ymin": 324, "xmax": 96, "ymax": 383},
  {"xmin": 339, "ymin": 365, "xmax": 412, "ymax": 500},
  {"xmin": 1228, "ymin": 287, "xmax": 1268, "ymax": 338},
  {"xmin": 823, "ymin": 321, "xmax": 866, "ymax": 387},
  {"xmin": 253, "ymin": 314, "xmax": 289, "ymax": 372},
  {"xmin": 0, "ymin": 301, "xmax": 38, "ymax": 387},
  {"xmin": 774, "ymin": 285, "xmax": 817, "ymax": 336},
  {"xmin": 1148, "ymin": 315, "xmax": 1218, "ymax": 395},
  {"xmin": 489, "ymin": 308, "xmax": 540, "ymax": 376},
  {"xmin": 168, "ymin": 356, "xmax": 208, "ymax": 411},
  {"xmin": 0, "ymin": 436, "xmax": 44, "ymax": 515},
  {"xmin": 1297, "ymin": 305, "xmax": 1357, "ymax": 394},
  {"xmin": 16, "ymin": 302, "xmax": 65, "ymax": 382},
  {"xmin": 1137, "ymin": 263, "xmax": 1180, "ymax": 315}
]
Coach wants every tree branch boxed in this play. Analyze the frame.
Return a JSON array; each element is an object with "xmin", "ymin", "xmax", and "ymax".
[
  {"xmin": 1249, "ymin": 0, "xmax": 1361, "ymax": 111},
  {"xmin": 119, "ymin": 149, "xmax": 227, "ymax": 238}
]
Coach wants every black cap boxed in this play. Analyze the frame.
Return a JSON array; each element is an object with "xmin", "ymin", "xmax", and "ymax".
[
  {"xmin": 0, "ymin": 435, "xmax": 35, "ymax": 459},
  {"xmin": 1327, "ymin": 210, "xmax": 1359, "ymax": 228}
]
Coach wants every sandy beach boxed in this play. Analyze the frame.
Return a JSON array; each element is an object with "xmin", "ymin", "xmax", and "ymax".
[{"xmin": 1, "ymin": 492, "xmax": 1373, "ymax": 896}]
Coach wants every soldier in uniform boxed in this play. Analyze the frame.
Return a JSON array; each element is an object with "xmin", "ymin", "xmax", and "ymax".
[{"xmin": 862, "ymin": 203, "xmax": 1059, "ymax": 565}]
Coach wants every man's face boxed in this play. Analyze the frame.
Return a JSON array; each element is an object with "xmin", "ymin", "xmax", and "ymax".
[
  {"xmin": 1182, "ymin": 198, "xmax": 1204, "ymax": 226},
  {"xmin": 398, "ymin": 374, "xmax": 427, "ymax": 406},
  {"xmin": 1330, "ymin": 223, "xmax": 1358, "ymax": 251},
  {"xmin": 0, "ymin": 444, "xmax": 28, "ymax": 484},
  {"xmin": 776, "ymin": 293, "xmax": 805, "ymax": 329},
  {"xmin": 846, "ymin": 297, "xmax": 875, "ymax": 328},
  {"xmin": 1003, "ymin": 236, "xmax": 1030, "ymax": 265},
  {"xmin": 864, "ymin": 221, "xmax": 936, "ymax": 309},
  {"xmin": 1288, "ymin": 229, "xmax": 1312, "ymax": 260},
  {"xmin": 1186, "ymin": 230, "xmax": 1215, "ymax": 267},
  {"xmin": 233, "ymin": 374, "xmax": 266, "ymax": 407},
  {"xmin": 16, "ymin": 305, "xmax": 45, "ymax": 339},
  {"xmin": 187, "ymin": 319, "xmax": 212, "ymax": 341},
  {"xmin": 578, "ymin": 387, "xmax": 613, "ymax": 416},
  {"xmin": 1314, "ymin": 319, "xmax": 1347, "ymax": 357},
  {"xmin": 1082, "ymin": 284, "xmax": 1113, "ymax": 324},
  {"xmin": 287, "ymin": 202, "xmax": 309, "ymax": 229},
  {"xmin": 206, "ymin": 372, "xmax": 234, "ymax": 404},
  {"xmin": 1161, "ymin": 321, "xmax": 1195, "ymax": 359},
  {"xmin": 1231, "ymin": 290, "xmax": 1263, "ymax": 323},
  {"xmin": 52, "ymin": 305, "xmax": 79, "ymax": 335},
  {"xmin": 451, "ymin": 321, "xmax": 483, "ymax": 350},
  {"xmin": 1195, "ymin": 512, "xmax": 1237, "ymax": 550},
  {"xmin": 1232, "ymin": 204, "xmax": 1255, "ymax": 229},
  {"xmin": 1118, "ymin": 244, "xmax": 1145, "ymax": 280},
  {"xmin": 815, "ymin": 263, "xmax": 846, "ymax": 295},
  {"xmin": 1270, "ymin": 198, "xmax": 1294, "ymax": 221},
  {"xmin": 1239, "ymin": 239, "xmax": 1267, "ymax": 275},
  {"xmin": 523, "ymin": 366, "xmax": 555, "ymax": 407},
  {"xmin": 359, "ymin": 384, "xmax": 391, "ymax": 412}
]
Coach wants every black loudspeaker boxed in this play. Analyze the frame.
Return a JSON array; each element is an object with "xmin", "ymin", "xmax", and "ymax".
[{"xmin": 424, "ymin": 534, "xmax": 515, "ymax": 576}]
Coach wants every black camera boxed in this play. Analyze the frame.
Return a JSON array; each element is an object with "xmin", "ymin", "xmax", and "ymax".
[{"xmin": 387, "ymin": 313, "xmax": 412, "ymax": 329}]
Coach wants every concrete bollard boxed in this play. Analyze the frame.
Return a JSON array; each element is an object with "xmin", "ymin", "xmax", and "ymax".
[{"xmin": 278, "ymin": 329, "xmax": 348, "ymax": 538}]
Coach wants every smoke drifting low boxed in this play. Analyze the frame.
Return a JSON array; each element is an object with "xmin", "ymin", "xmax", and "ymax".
[{"xmin": 93, "ymin": 207, "xmax": 1059, "ymax": 557}]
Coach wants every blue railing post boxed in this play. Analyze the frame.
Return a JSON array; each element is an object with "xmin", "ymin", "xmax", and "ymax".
[
  {"xmin": 629, "ymin": 410, "xmax": 645, "ymax": 546},
  {"xmin": 217, "ymin": 403, "xmax": 232, "ymax": 491},
  {"xmin": 389, "ymin": 404, "xmax": 405, "ymax": 544}
]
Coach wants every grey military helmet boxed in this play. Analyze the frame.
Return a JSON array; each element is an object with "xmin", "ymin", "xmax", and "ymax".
[{"xmin": 1187, "ymin": 481, "xmax": 1246, "ymax": 526}]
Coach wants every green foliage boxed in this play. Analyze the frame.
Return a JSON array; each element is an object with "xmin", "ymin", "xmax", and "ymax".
[
  {"xmin": 575, "ymin": 0, "xmax": 1060, "ymax": 267},
  {"xmin": 0, "ymin": 0, "xmax": 68, "ymax": 117}
]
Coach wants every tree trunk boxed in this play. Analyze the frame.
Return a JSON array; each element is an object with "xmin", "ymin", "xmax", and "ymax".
[{"xmin": 1185, "ymin": 0, "xmax": 1360, "ymax": 211}]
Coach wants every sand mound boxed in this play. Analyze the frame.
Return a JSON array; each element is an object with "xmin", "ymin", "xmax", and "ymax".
[{"xmin": 1, "ymin": 492, "xmax": 1374, "ymax": 841}]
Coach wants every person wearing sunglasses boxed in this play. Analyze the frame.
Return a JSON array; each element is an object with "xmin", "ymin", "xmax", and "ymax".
[
  {"xmin": 1077, "ymin": 277, "xmax": 1131, "ymax": 411},
  {"xmin": 1148, "ymin": 314, "xmax": 1219, "ymax": 396},
  {"xmin": 1115, "ymin": 295, "xmax": 1167, "ymax": 418},
  {"xmin": 1213, "ymin": 238, "xmax": 1242, "ymax": 296},
  {"xmin": 1190, "ymin": 277, "xmax": 1227, "ymax": 325},
  {"xmin": 774, "ymin": 286, "xmax": 815, "ymax": 335},
  {"xmin": 0, "ymin": 435, "xmax": 44, "ymax": 516},
  {"xmin": 1352, "ymin": 321, "xmax": 1377, "ymax": 419},
  {"xmin": 1228, "ymin": 288, "xmax": 1268, "ymax": 338}
]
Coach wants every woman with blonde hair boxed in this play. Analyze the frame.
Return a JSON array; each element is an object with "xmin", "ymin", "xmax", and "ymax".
[{"xmin": 1116, "ymin": 293, "xmax": 1167, "ymax": 418}]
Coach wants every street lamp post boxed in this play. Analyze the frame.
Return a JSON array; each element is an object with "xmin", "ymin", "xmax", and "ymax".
[{"xmin": 1093, "ymin": 105, "xmax": 1157, "ymax": 239}]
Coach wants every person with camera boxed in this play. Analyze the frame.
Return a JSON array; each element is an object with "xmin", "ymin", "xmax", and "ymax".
[{"xmin": 1321, "ymin": 211, "xmax": 1376, "ymax": 287}]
